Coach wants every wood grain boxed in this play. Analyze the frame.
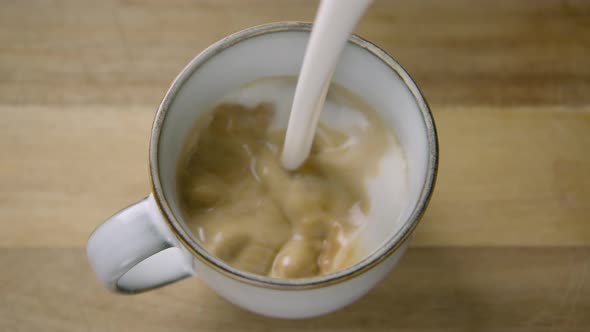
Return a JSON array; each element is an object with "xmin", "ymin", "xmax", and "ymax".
[
  {"xmin": 0, "ymin": 0, "xmax": 588, "ymax": 107},
  {"xmin": 1, "ymin": 248, "xmax": 589, "ymax": 332},
  {"xmin": 1, "ymin": 0, "xmax": 589, "ymax": 330},
  {"xmin": 2, "ymin": 106, "xmax": 589, "ymax": 247},
  {"xmin": 417, "ymin": 106, "xmax": 590, "ymax": 246}
]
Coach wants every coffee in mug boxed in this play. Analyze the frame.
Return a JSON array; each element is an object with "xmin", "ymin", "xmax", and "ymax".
[
  {"xmin": 86, "ymin": 23, "xmax": 438, "ymax": 319},
  {"xmin": 176, "ymin": 77, "xmax": 408, "ymax": 279}
]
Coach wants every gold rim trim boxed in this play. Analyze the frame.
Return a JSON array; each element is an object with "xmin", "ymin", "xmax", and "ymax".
[{"xmin": 148, "ymin": 22, "xmax": 439, "ymax": 290}]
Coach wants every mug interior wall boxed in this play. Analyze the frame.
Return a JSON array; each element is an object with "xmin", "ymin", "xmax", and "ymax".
[{"xmin": 156, "ymin": 28, "xmax": 429, "ymax": 260}]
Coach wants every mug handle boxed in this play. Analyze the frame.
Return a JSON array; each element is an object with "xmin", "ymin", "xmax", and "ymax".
[{"xmin": 87, "ymin": 195, "xmax": 193, "ymax": 293}]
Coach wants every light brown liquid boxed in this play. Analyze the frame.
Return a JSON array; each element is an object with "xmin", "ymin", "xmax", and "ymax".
[{"xmin": 176, "ymin": 82, "xmax": 393, "ymax": 279}]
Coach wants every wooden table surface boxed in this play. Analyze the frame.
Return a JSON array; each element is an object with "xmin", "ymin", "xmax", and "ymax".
[{"xmin": 2, "ymin": 0, "xmax": 589, "ymax": 331}]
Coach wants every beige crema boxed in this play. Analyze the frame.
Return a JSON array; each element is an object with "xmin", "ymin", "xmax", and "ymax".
[{"xmin": 176, "ymin": 78, "xmax": 399, "ymax": 279}]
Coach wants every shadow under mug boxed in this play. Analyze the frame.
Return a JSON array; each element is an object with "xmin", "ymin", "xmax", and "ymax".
[{"xmin": 87, "ymin": 22, "xmax": 438, "ymax": 319}]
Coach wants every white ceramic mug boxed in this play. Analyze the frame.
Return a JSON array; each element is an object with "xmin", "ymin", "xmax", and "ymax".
[{"xmin": 87, "ymin": 22, "xmax": 438, "ymax": 319}]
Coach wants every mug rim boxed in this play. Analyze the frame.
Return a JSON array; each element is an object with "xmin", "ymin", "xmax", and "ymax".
[{"xmin": 149, "ymin": 22, "xmax": 438, "ymax": 289}]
